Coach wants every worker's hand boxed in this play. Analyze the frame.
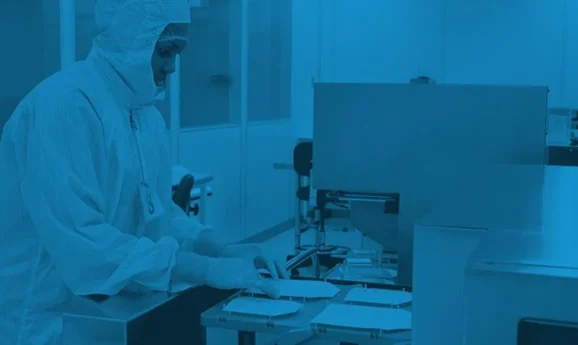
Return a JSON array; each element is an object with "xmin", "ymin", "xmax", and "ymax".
[
  {"xmin": 173, "ymin": 252, "xmax": 282, "ymax": 298},
  {"xmin": 253, "ymin": 279, "xmax": 281, "ymax": 299},
  {"xmin": 220, "ymin": 243, "xmax": 290, "ymax": 280},
  {"xmin": 206, "ymin": 256, "xmax": 282, "ymax": 299}
]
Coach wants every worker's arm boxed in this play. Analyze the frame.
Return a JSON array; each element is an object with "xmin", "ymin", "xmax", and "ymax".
[
  {"xmin": 156, "ymin": 186, "xmax": 290, "ymax": 280},
  {"xmin": 154, "ymin": 126, "xmax": 233, "ymax": 258},
  {"xmin": 19, "ymin": 90, "xmax": 188, "ymax": 296},
  {"xmin": 153, "ymin": 166, "xmax": 283, "ymax": 291},
  {"xmin": 155, "ymin": 199, "xmax": 232, "ymax": 257},
  {"xmin": 152, "ymin": 113, "xmax": 287, "ymax": 282},
  {"xmin": 155, "ymin": 167, "xmax": 289, "ymax": 278}
]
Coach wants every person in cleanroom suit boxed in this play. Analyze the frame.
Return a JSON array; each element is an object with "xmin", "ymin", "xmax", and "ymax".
[{"xmin": 0, "ymin": 0, "xmax": 288, "ymax": 343}]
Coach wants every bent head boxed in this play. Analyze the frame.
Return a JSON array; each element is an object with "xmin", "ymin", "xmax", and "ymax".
[
  {"xmin": 92, "ymin": 0, "xmax": 191, "ymax": 105},
  {"xmin": 152, "ymin": 23, "xmax": 189, "ymax": 87}
]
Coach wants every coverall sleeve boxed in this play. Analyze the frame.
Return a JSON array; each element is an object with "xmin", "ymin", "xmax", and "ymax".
[
  {"xmin": 163, "ymin": 201, "xmax": 232, "ymax": 257},
  {"xmin": 19, "ymin": 90, "xmax": 179, "ymax": 296},
  {"xmin": 155, "ymin": 124, "xmax": 232, "ymax": 258}
]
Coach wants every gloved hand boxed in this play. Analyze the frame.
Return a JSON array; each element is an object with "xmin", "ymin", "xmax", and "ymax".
[
  {"xmin": 172, "ymin": 252, "xmax": 281, "ymax": 298},
  {"xmin": 219, "ymin": 243, "xmax": 290, "ymax": 279}
]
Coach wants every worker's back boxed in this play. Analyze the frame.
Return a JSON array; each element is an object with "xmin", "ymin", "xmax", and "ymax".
[
  {"xmin": 0, "ymin": 46, "xmax": 179, "ymax": 342},
  {"xmin": 0, "ymin": 61, "xmax": 90, "ymax": 344}
]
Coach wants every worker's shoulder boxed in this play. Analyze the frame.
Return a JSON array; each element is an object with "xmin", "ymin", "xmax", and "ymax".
[
  {"xmin": 2, "ymin": 61, "xmax": 104, "ymax": 137},
  {"xmin": 13, "ymin": 62, "xmax": 107, "ymax": 131},
  {"xmin": 30, "ymin": 61, "xmax": 98, "ymax": 108}
]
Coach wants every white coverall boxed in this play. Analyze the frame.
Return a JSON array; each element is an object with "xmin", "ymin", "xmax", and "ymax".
[{"xmin": 0, "ymin": 0, "xmax": 255, "ymax": 343}]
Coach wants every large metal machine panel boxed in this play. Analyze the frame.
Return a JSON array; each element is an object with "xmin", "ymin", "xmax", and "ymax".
[
  {"xmin": 463, "ymin": 230, "xmax": 578, "ymax": 345},
  {"xmin": 312, "ymin": 83, "xmax": 548, "ymax": 232},
  {"xmin": 412, "ymin": 223, "xmax": 486, "ymax": 345}
]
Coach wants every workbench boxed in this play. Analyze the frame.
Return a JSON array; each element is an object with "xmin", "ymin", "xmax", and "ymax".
[{"xmin": 202, "ymin": 277, "xmax": 412, "ymax": 345}]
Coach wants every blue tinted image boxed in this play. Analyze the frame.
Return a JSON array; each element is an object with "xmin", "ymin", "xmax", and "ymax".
[{"xmin": 0, "ymin": 1, "xmax": 574, "ymax": 345}]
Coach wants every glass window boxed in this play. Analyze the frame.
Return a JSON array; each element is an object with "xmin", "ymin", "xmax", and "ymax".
[
  {"xmin": 179, "ymin": 0, "xmax": 240, "ymax": 128},
  {"xmin": 75, "ymin": 2, "xmax": 97, "ymax": 61},
  {"xmin": 247, "ymin": 0, "xmax": 292, "ymax": 122},
  {"xmin": 43, "ymin": 0, "xmax": 60, "ymax": 79},
  {"xmin": 1, "ymin": 0, "xmax": 52, "ymax": 132}
]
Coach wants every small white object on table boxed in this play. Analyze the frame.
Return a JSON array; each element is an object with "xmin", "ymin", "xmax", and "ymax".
[
  {"xmin": 222, "ymin": 297, "xmax": 303, "ymax": 317},
  {"xmin": 246, "ymin": 279, "xmax": 339, "ymax": 299},
  {"xmin": 311, "ymin": 303, "xmax": 412, "ymax": 331}
]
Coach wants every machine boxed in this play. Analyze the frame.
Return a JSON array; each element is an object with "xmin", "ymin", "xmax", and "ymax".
[
  {"xmin": 310, "ymin": 82, "xmax": 548, "ymax": 287},
  {"xmin": 518, "ymin": 318, "xmax": 578, "ymax": 345},
  {"xmin": 171, "ymin": 165, "xmax": 213, "ymax": 224},
  {"xmin": 462, "ymin": 230, "xmax": 578, "ymax": 345},
  {"xmin": 410, "ymin": 162, "xmax": 578, "ymax": 345}
]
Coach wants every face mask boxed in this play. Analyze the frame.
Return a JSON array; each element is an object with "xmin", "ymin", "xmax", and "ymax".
[{"xmin": 155, "ymin": 86, "xmax": 166, "ymax": 101}]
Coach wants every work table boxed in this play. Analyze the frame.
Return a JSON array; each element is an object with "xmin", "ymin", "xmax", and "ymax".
[{"xmin": 53, "ymin": 286, "xmax": 234, "ymax": 345}]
